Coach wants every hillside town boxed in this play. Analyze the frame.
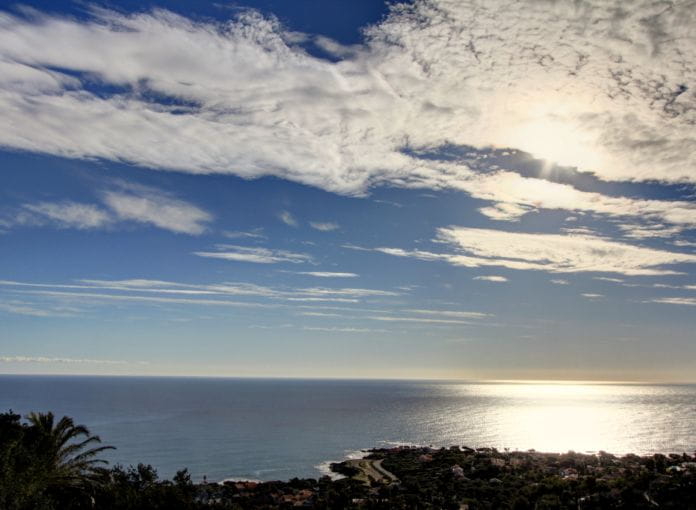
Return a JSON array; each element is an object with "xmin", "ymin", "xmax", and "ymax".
[{"xmin": 189, "ymin": 445, "xmax": 696, "ymax": 509}]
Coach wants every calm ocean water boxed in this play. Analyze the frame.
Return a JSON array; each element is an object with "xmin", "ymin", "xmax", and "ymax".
[{"xmin": 1, "ymin": 376, "xmax": 694, "ymax": 482}]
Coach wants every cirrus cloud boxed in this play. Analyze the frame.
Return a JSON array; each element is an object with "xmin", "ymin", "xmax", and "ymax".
[
  {"xmin": 0, "ymin": 356, "xmax": 147, "ymax": 365},
  {"xmin": 309, "ymin": 221, "xmax": 339, "ymax": 232},
  {"xmin": 473, "ymin": 275, "xmax": 508, "ymax": 283},
  {"xmin": 370, "ymin": 227, "xmax": 696, "ymax": 276},
  {"xmin": 194, "ymin": 245, "xmax": 313, "ymax": 264}
]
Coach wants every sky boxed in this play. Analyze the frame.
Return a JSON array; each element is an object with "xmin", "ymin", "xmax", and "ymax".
[{"xmin": 0, "ymin": 0, "xmax": 695, "ymax": 381}]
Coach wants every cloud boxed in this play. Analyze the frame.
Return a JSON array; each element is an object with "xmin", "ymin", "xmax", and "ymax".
[
  {"xmin": 14, "ymin": 289, "xmax": 270, "ymax": 308},
  {"xmin": 309, "ymin": 221, "xmax": 339, "ymax": 231},
  {"xmin": 0, "ymin": 278, "xmax": 401, "ymax": 306},
  {"xmin": 102, "ymin": 184, "xmax": 211, "ymax": 234},
  {"xmin": 284, "ymin": 297, "xmax": 358, "ymax": 303},
  {"xmin": 0, "ymin": 300, "xmax": 77, "ymax": 317},
  {"xmin": 478, "ymin": 203, "xmax": 532, "ymax": 222},
  {"xmin": 0, "ymin": 279, "xmax": 497, "ymax": 332},
  {"xmin": 0, "ymin": 1, "xmax": 694, "ymax": 210},
  {"xmin": 404, "ymin": 309, "xmax": 490, "ymax": 319},
  {"xmin": 473, "ymin": 275, "xmax": 508, "ymax": 283},
  {"xmin": 648, "ymin": 297, "xmax": 696, "ymax": 307},
  {"xmin": 194, "ymin": 245, "xmax": 312, "ymax": 264},
  {"xmin": 372, "ymin": 227, "xmax": 696, "ymax": 276},
  {"xmin": 581, "ymin": 293, "xmax": 604, "ymax": 299},
  {"xmin": 0, "ymin": 356, "xmax": 146, "ymax": 365},
  {"xmin": 278, "ymin": 211, "xmax": 298, "ymax": 227},
  {"xmin": 550, "ymin": 279, "xmax": 570, "ymax": 285},
  {"xmin": 293, "ymin": 306, "xmax": 493, "ymax": 325},
  {"xmin": 293, "ymin": 271, "xmax": 358, "ymax": 278},
  {"xmin": 616, "ymin": 223, "xmax": 684, "ymax": 239},
  {"xmin": 561, "ymin": 227, "xmax": 598, "ymax": 236},
  {"xmin": 302, "ymin": 326, "xmax": 389, "ymax": 333},
  {"xmin": 78, "ymin": 279, "xmax": 395, "ymax": 300},
  {"xmin": 223, "ymin": 229, "xmax": 266, "ymax": 240},
  {"xmin": 594, "ymin": 277, "xmax": 624, "ymax": 283},
  {"xmin": 2, "ymin": 183, "xmax": 211, "ymax": 235},
  {"xmin": 369, "ymin": 315, "xmax": 475, "ymax": 325},
  {"xmin": 298, "ymin": 287, "xmax": 400, "ymax": 298},
  {"xmin": 19, "ymin": 202, "xmax": 112, "ymax": 229},
  {"xmin": 454, "ymin": 171, "xmax": 696, "ymax": 235},
  {"xmin": 368, "ymin": 1, "xmax": 696, "ymax": 185}
]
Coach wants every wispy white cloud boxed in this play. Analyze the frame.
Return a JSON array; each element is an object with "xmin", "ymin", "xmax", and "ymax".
[
  {"xmin": 404, "ymin": 309, "xmax": 490, "ymax": 319},
  {"xmin": 14, "ymin": 289, "xmax": 270, "ymax": 308},
  {"xmin": 0, "ymin": 356, "xmax": 147, "ymax": 365},
  {"xmin": 292, "ymin": 271, "xmax": 358, "ymax": 278},
  {"xmin": 284, "ymin": 297, "xmax": 359, "ymax": 303},
  {"xmin": 373, "ymin": 227, "xmax": 696, "ymax": 276},
  {"xmin": 302, "ymin": 326, "xmax": 389, "ymax": 333},
  {"xmin": 0, "ymin": 278, "xmax": 500, "ymax": 335},
  {"xmin": 455, "ymin": 171, "xmax": 696, "ymax": 235},
  {"xmin": 617, "ymin": 223, "xmax": 683, "ymax": 239},
  {"xmin": 648, "ymin": 297, "xmax": 696, "ymax": 307},
  {"xmin": 298, "ymin": 311, "xmax": 343, "ymax": 318},
  {"xmin": 581, "ymin": 293, "xmax": 604, "ymax": 299},
  {"xmin": 309, "ymin": 221, "xmax": 339, "ymax": 232},
  {"xmin": 195, "ymin": 245, "xmax": 312, "ymax": 264},
  {"xmin": 102, "ymin": 184, "xmax": 211, "ymax": 234},
  {"xmin": 594, "ymin": 277, "xmax": 624, "ymax": 283},
  {"xmin": 0, "ymin": 279, "xmax": 226, "ymax": 296},
  {"xmin": 478, "ymin": 203, "xmax": 532, "ymax": 222},
  {"xmin": 19, "ymin": 202, "xmax": 112, "ymax": 229},
  {"xmin": 299, "ymin": 287, "xmax": 399, "ymax": 298},
  {"xmin": 561, "ymin": 227, "xmax": 599, "ymax": 236},
  {"xmin": 0, "ymin": 278, "xmax": 403, "ymax": 307},
  {"xmin": 550, "ymin": 279, "xmax": 570, "ymax": 285},
  {"xmin": 473, "ymin": 275, "xmax": 508, "ymax": 283},
  {"xmin": 223, "ymin": 229, "xmax": 266, "ymax": 240},
  {"xmin": 278, "ymin": 211, "xmax": 298, "ymax": 227},
  {"xmin": 369, "ymin": 315, "xmax": 475, "ymax": 325},
  {"xmin": 673, "ymin": 240, "xmax": 696, "ymax": 248},
  {"xmin": 2, "ymin": 183, "xmax": 211, "ymax": 235},
  {"xmin": 293, "ymin": 306, "xmax": 493, "ymax": 325},
  {"xmin": 0, "ymin": 300, "xmax": 77, "ymax": 317}
]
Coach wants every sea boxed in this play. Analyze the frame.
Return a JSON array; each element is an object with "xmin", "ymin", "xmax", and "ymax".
[{"xmin": 1, "ymin": 375, "xmax": 694, "ymax": 482}]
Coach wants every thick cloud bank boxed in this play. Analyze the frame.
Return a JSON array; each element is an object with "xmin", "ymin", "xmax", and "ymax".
[{"xmin": 0, "ymin": 0, "xmax": 694, "ymax": 195}]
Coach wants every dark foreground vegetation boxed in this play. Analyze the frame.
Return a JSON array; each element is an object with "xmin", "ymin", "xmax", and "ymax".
[{"xmin": 1, "ymin": 410, "xmax": 695, "ymax": 509}]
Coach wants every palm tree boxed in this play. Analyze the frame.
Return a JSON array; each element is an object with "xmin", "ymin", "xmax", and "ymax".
[{"xmin": 26, "ymin": 411, "xmax": 115, "ymax": 488}]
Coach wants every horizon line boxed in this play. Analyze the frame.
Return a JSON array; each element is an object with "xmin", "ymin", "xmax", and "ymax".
[{"xmin": 1, "ymin": 372, "xmax": 694, "ymax": 385}]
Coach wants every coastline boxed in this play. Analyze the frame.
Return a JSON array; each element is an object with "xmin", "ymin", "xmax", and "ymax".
[{"xmin": 187, "ymin": 444, "xmax": 696, "ymax": 508}]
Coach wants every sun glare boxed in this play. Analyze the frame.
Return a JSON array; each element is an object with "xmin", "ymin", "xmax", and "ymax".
[
  {"xmin": 508, "ymin": 116, "xmax": 603, "ymax": 172},
  {"xmin": 490, "ymin": 90, "xmax": 607, "ymax": 173},
  {"xmin": 447, "ymin": 382, "xmax": 660, "ymax": 454}
]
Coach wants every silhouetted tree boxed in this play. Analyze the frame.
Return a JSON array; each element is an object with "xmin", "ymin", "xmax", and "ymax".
[{"xmin": 26, "ymin": 411, "xmax": 115, "ymax": 489}]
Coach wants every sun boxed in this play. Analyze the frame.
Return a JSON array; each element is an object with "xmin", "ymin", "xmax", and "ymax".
[
  {"xmin": 511, "ymin": 115, "xmax": 603, "ymax": 172},
  {"xmin": 489, "ymin": 89, "xmax": 607, "ymax": 174}
]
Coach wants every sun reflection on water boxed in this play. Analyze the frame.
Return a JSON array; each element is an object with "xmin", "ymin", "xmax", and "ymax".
[{"xmin": 436, "ymin": 382, "xmax": 690, "ymax": 455}]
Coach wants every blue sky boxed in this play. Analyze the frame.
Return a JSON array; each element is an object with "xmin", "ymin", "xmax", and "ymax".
[{"xmin": 1, "ymin": 0, "xmax": 695, "ymax": 381}]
